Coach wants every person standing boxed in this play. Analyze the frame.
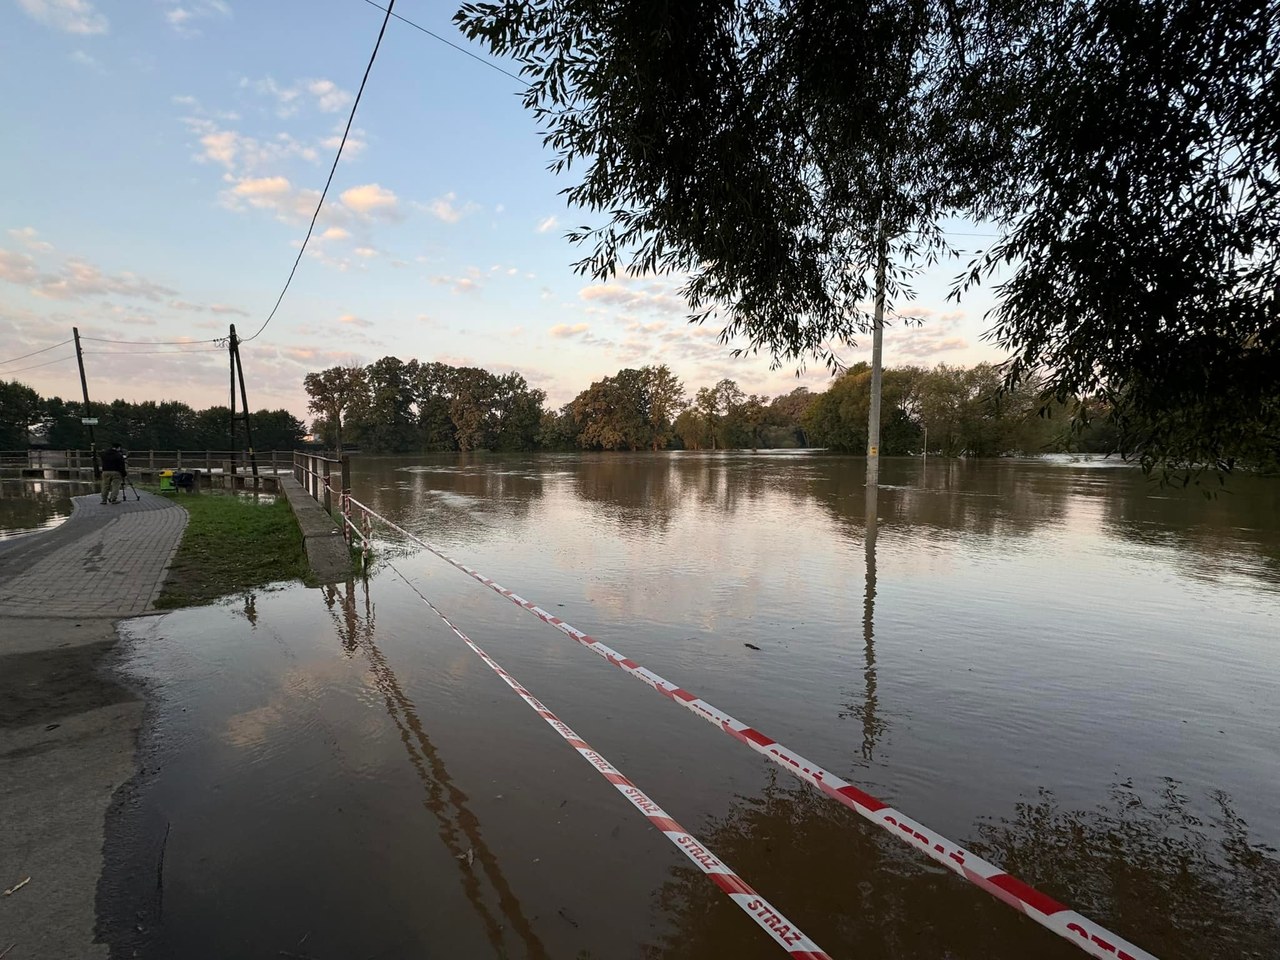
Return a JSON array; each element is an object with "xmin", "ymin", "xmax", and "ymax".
[{"xmin": 100, "ymin": 443, "xmax": 127, "ymax": 504}]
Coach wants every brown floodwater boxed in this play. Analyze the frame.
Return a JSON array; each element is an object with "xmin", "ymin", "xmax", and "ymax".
[
  {"xmin": 105, "ymin": 453, "xmax": 1280, "ymax": 960},
  {"xmin": 0, "ymin": 479, "xmax": 90, "ymax": 540}
]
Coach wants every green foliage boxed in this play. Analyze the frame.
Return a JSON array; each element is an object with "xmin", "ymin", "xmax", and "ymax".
[
  {"xmin": 0, "ymin": 381, "xmax": 42, "ymax": 448},
  {"xmin": 456, "ymin": 0, "xmax": 1279, "ymax": 473},
  {"xmin": 569, "ymin": 365, "xmax": 686, "ymax": 451},
  {"xmin": 1, "ymin": 381, "xmax": 304, "ymax": 452},
  {"xmin": 303, "ymin": 365, "xmax": 368, "ymax": 451}
]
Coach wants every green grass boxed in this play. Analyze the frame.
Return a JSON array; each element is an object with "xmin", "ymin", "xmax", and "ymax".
[{"xmin": 154, "ymin": 491, "xmax": 310, "ymax": 609}]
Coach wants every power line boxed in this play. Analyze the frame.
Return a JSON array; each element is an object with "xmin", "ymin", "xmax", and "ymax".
[
  {"xmin": 241, "ymin": 0, "xmax": 397, "ymax": 343},
  {"xmin": 361, "ymin": 0, "xmax": 524, "ymax": 84},
  {"xmin": 1, "ymin": 354, "xmax": 77, "ymax": 375},
  {"xmin": 0, "ymin": 338, "xmax": 74, "ymax": 366},
  {"xmin": 84, "ymin": 349, "xmax": 225, "ymax": 356},
  {"xmin": 79, "ymin": 335, "xmax": 224, "ymax": 346}
]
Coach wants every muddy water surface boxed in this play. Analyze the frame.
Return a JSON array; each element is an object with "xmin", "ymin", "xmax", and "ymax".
[{"xmin": 108, "ymin": 454, "xmax": 1280, "ymax": 959}]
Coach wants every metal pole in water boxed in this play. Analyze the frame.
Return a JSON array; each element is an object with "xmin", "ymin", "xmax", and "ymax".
[{"xmin": 866, "ymin": 221, "xmax": 887, "ymax": 489}]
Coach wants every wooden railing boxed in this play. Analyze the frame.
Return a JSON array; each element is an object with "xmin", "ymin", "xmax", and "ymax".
[
  {"xmin": 293, "ymin": 451, "xmax": 350, "ymax": 514},
  {"xmin": 0, "ymin": 449, "xmax": 301, "ymax": 476}
]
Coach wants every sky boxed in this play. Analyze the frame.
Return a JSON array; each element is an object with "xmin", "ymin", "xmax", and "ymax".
[{"xmin": 0, "ymin": 0, "xmax": 1007, "ymax": 423}]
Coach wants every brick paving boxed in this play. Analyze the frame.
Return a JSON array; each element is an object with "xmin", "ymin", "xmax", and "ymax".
[{"xmin": 0, "ymin": 493, "xmax": 187, "ymax": 619}]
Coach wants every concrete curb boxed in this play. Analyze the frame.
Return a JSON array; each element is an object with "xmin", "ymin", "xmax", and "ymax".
[{"xmin": 278, "ymin": 476, "xmax": 352, "ymax": 584}]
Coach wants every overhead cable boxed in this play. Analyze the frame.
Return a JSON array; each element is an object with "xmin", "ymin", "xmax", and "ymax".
[
  {"xmin": 241, "ymin": 0, "xmax": 397, "ymax": 343},
  {"xmin": 0, "ymin": 338, "xmax": 74, "ymax": 366},
  {"xmin": 360, "ymin": 0, "xmax": 524, "ymax": 83},
  {"xmin": 1, "ymin": 354, "xmax": 77, "ymax": 375},
  {"xmin": 79, "ymin": 335, "xmax": 224, "ymax": 346}
]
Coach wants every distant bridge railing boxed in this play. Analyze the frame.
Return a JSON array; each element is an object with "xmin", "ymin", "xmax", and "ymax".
[
  {"xmin": 293, "ymin": 451, "xmax": 350, "ymax": 514},
  {"xmin": 0, "ymin": 449, "xmax": 302, "ymax": 478}
]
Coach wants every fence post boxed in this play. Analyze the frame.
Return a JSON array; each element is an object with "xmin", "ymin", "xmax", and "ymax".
[
  {"xmin": 177, "ymin": 450, "xmax": 183, "ymax": 469},
  {"xmin": 341, "ymin": 455, "xmax": 350, "ymax": 499},
  {"xmin": 322, "ymin": 458, "xmax": 332, "ymax": 513},
  {"xmin": 149, "ymin": 450, "xmax": 155, "ymax": 470}
]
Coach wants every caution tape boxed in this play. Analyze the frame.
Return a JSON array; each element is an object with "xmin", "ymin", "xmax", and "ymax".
[
  {"xmin": 384, "ymin": 563, "xmax": 832, "ymax": 960},
  {"xmin": 345, "ymin": 495, "xmax": 1159, "ymax": 960}
]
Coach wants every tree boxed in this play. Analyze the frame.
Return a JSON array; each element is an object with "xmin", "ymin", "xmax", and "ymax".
[
  {"xmin": 642, "ymin": 364, "xmax": 686, "ymax": 451},
  {"xmin": 491, "ymin": 371, "xmax": 546, "ymax": 451},
  {"xmin": 355, "ymin": 356, "xmax": 419, "ymax": 453},
  {"xmin": 804, "ymin": 364, "xmax": 921, "ymax": 454},
  {"xmin": 0, "ymin": 381, "xmax": 41, "ymax": 449},
  {"xmin": 457, "ymin": 0, "xmax": 1279, "ymax": 473},
  {"xmin": 303, "ymin": 366, "xmax": 368, "ymax": 452},
  {"xmin": 250, "ymin": 409, "xmax": 306, "ymax": 450}
]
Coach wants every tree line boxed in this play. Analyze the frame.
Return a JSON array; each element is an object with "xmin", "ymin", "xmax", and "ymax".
[
  {"xmin": 302, "ymin": 357, "xmax": 1120, "ymax": 456},
  {"xmin": 0, "ymin": 379, "xmax": 305, "ymax": 452}
]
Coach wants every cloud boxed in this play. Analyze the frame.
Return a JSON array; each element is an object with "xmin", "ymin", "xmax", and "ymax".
[
  {"xmin": 337, "ymin": 314, "xmax": 372, "ymax": 328},
  {"xmin": 209, "ymin": 303, "xmax": 249, "ymax": 316},
  {"xmin": 340, "ymin": 183, "xmax": 399, "ymax": 219},
  {"xmin": 353, "ymin": 246, "xmax": 377, "ymax": 259},
  {"xmin": 0, "ymin": 250, "xmax": 40, "ymax": 285},
  {"xmin": 893, "ymin": 334, "xmax": 970, "ymax": 359},
  {"xmin": 221, "ymin": 175, "xmax": 326, "ymax": 223},
  {"xmin": 430, "ymin": 275, "xmax": 480, "ymax": 295},
  {"xmin": 320, "ymin": 227, "xmax": 349, "ymax": 241},
  {"xmin": 0, "ymin": 248, "xmax": 178, "ymax": 302},
  {"xmin": 535, "ymin": 215, "xmax": 559, "ymax": 234},
  {"xmin": 549, "ymin": 323, "xmax": 590, "ymax": 338},
  {"xmin": 252, "ymin": 76, "xmax": 353, "ymax": 116},
  {"xmin": 7, "ymin": 227, "xmax": 54, "ymax": 253},
  {"xmin": 578, "ymin": 279, "xmax": 688, "ymax": 316},
  {"xmin": 16, "ymin": 0, "xmax": 108, "ymax": 35},
  {"xmin": 69, "ymin": 49, "xmax": 103, "ymax": 70},
  {"xmin": 422, "ymin": 192, "xmax": 476, "ymax": 224},
  {"xmin": 182, "ymin": 117, "xmax": 320, "ymax": 173},
  {"xmin": 163, "ymin": 1, "xmax": 231, "ymax": 36}
]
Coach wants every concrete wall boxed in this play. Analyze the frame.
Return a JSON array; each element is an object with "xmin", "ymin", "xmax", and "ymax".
[{"xmin": 278, "ymin": 476, "xmax": 351, "ymax": 583}]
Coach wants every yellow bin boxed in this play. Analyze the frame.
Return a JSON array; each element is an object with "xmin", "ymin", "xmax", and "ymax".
[{"xmin": 159, "ymin": 469, "xmax": 176, "ymax": 494}]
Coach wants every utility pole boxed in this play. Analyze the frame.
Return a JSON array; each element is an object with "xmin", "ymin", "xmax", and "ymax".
[
  {"xmin": 227, "ymin": 324, "xmax": 260, "ymax": 486},
  {"xmin": 72, "ymin": 326, "xmax": 98, "ymax": 476},
  {"xmin": 866, "ymin": 221, "xmax": 887, "ymax": 489},
  {"xmin": 228, "ymin": 330, "xmax": 238, "ymax": 477}
]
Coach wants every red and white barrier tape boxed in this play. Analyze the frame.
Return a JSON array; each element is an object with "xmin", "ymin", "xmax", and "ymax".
[
  {"xmin": 385, "ymin": 563, "xmax": 832, "ymax": 960},
  {"xmin": 345, "ymin": 495, "xmax": 1159, "ymax": 960}
]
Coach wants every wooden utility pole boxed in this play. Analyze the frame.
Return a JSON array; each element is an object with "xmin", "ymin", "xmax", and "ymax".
[
  {"xmin": 227, "ymin": 324, "xmax": 259, "ymax": 485},
  {"xmin": 72, "ymin": 326, "xmax": 98, "ymax": 474},
  {"xmin": 866, "ymin": 222, "xmax": 887, "ymax": 489}
]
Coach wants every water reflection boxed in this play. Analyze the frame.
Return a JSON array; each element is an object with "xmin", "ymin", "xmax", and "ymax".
[
  {"xmin": 645, "ymin": 772, "xmax": 1280, "ymax": 959},
  {"xmin": 320, "ymin": 578, "xmax": 551, "ymax": 960},
  {"xmin": 0, "ymin": 478, "xmax": 93, "ymax": 539},
  {"xmin": 847, "ymin": 478, "xmax": 887, "ymax": 761}
]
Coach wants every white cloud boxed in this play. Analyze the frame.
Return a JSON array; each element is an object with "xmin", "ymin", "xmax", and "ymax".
[
  {"xmin": 422, "ymin": 191, "xmax": 476, "ymax": 224},
  {"xmin": 0, "ymin": 247, "xmax": 179, "ymax": 302},
  {"xmin": 162, "ymin": 1, "xmax": 231, "ymax": 36},
  {"xmin": 16, "ymin": 0, "xmax": 108, "ymax": 35},
  {"xmin": 209, "ymin": 303, "xmax": 249, "ymax": 316},
  {"xmin": 68, "ymin": 49, "xmax": 102, "ymax": 69},
  {"xmin": 0, "ymin": 249, "xmax": 40, "ymax": 285},
  {"xmin": 252, "ymin": 76, "xmax": 353, "ymax": 117},
  {"xmin": 535, "ymin": 215, "xmax": 559, "ymax": 234},
  {"xmin": 431, "ymin": 276, "xmax": 480, "ymax": 295},
  {"xmin": 353, "ymin": 246, "xmax": 377, "ymax": 259},
  {"xmin": 337, "ymin": 314, "xmax": 372, "ymax": 328},
  {"xmin": 549, "ymin": 323, "xmax": 590, "ymax": 338},
  {"xmin": 320, "ymin": 227, "xmax": 349, "ymax": 241},
  {"xmin": 7, "ymin": 227, "xmax": 54, "ymax": 253},
  {"xmin": 340, "ymin": 183, "xmax": 399, "ymax": 219}
]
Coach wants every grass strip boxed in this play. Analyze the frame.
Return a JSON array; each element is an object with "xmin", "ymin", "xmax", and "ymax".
[{"xmin": 154, "ymin": 492, "xmax": 309, "ymax": 609}]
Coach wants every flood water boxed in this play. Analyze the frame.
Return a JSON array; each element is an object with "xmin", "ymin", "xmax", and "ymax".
[
  {"xmin": 0, "ymin": 479, "xmax": 90, "ymax": 540},
  {"xmin": 108, "ymin": 453, "xmax": 1280, "ymax": 960}
]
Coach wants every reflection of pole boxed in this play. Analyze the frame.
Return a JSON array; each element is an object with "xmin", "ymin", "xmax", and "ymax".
[
  {"xmin": 72, "ymin": 327, "xmax": 97, "ymax": 474},
  {"xmin": 861, "ymin": 479, "xmax": 881, "ymax": 760},
  {"xmin": 866, "ymin": 221, "xmax": 887, "ymax": 489},
  {"xmin": 320, "ymin": 579, "xmax": 550, "ymax": 960}
]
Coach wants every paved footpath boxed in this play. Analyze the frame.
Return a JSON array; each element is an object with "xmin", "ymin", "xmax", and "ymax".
[{"xmin": 0, "ymin": 492, "xmax": 187, "ymax": 960}]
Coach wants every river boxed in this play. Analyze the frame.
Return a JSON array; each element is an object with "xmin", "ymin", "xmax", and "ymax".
[{"xmin": 105, "ymin": 453, "xmax": 1280, "ymax": 959}]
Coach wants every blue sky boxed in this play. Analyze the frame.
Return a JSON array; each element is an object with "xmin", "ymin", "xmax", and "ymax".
[{"xmin": 1, "ymin": 0, "xmax": 1004, "ymax": 421}]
